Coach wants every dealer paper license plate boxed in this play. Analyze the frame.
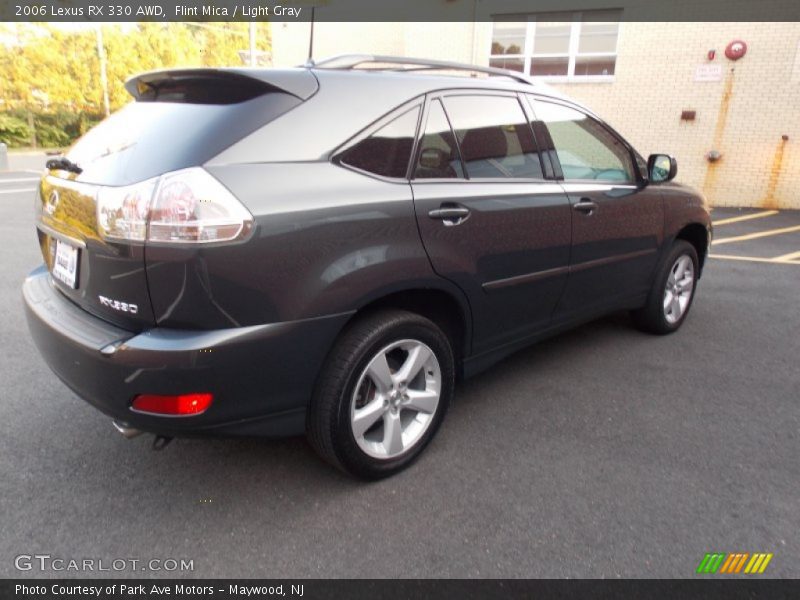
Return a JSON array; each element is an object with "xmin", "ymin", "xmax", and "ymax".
[{"xmin": 51, "ymin": 238, "xmax": 80, "ymax": 289}]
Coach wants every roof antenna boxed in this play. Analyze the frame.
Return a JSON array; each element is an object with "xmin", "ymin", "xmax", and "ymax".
[{"xmin": 307, "ymin": 6, "xmax": 316, "ymax": 64}]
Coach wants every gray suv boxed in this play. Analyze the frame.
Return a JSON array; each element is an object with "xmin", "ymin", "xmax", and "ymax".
[{"xmin": 24, "ymin": 55, "xmax": 712, "ymax": 479}]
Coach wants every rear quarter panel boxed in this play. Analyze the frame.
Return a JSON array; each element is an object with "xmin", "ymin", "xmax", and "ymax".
[{"xmin": 145, "ymin": 162, "xmax": 457, "ymax": 329}]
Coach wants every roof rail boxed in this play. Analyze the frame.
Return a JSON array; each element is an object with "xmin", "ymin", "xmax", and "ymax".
[{"xmin": 307, "ymin": 54, "xmax": 535, "ymax": 87}]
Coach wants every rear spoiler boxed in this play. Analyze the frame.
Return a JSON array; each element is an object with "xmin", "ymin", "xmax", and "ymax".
[{"xmin": 125, "ymin": 68, "xmax": 319, "ymax": 103}]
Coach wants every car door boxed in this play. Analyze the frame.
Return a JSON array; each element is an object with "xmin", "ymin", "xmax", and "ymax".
[
  {"xmin": 529, "ymin": 97, "xmax": 664, "ymax": 320},
  {"xmin": 411, "ymin": 92, "xmax": 572, "ymax": 355}
]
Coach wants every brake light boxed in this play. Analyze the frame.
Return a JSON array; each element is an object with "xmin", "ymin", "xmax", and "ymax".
[
  {"xmin": 131, "ymin": 393, "xmax": 214, "ymax": 416},
  {"xmin": 96, "ymin": 179, "xmax": 156, "ymax": 241},
  {"xmin": 97, "ymin": 167, "xmax": 252, "ymax": 244}
]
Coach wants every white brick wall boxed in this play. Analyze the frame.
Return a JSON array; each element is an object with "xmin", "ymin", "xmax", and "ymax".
[
  {"xmin": 541, "ymin": 22, "xmax": 800, "ymax": 210},
  {"xmin": 272, "ymin": 21, "xmax": 800, "ymax": 209}
]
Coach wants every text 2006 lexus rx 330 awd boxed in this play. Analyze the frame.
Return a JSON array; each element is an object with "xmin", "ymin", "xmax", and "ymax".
[{"xmin": 24, "ymin": 56, "xmax": 712, "ymax": 479}]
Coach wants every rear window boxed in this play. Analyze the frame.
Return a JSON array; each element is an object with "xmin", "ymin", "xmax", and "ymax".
[
  {"xmin": 66, "ymin": 89, "xmax": 302, "ymax": 186},
  {"xmin": 133, "ymin": 75, "xmax": 270, "ymax": 104}
]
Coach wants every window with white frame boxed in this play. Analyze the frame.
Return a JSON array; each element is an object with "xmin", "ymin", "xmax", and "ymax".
[{"xmin": 490, "ymin": 10, "xmax": 621, "ymax": 81}]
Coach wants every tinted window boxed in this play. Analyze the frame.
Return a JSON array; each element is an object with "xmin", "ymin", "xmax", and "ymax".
[
  {"xmin": 414, "ymin": 100, "xmax": 465, "ymax": 179},
  {"xmin": 634, "ymin": 152, "xmax": 648, "ymax": 180},
  {"xmin": 534, "ymin": 100, "xmax": 634, "ymax": 182},
  {"xmin": 66, "ymin": 92, "xmax": 302, "ymax": 186},
  {"xmin": 443, "ymin": 95, "xmax": 543, "ymax": 179},
  {"xmin": 134, "ymin": 75, "xmax": 271, "ymax": 104},
  {"xmin": 339, "ymin": 106, "xmax": 420, "ymax": 178}
]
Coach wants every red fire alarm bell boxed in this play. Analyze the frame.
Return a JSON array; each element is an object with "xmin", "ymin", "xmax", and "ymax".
[{"xmin": 725, "ymin": 40, "xmax": 747, "ymax": 60}]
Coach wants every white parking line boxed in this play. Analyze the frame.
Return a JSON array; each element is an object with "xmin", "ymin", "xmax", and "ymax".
[
  {"xmin": 712, "ymin": 225, "xmax": 800, "ymax": 245},
  {"xmin": 712, "ymin": 210, "xmax": 779, "ymax": 226},
  {"xmin": 709, "ymin": 254, "xmax": 800, "ymax": 265},
  {"xmin": 0, "ymin": 177, "xmax": 41, "ymax": 184},
  {"xmin": 0, "ymin": 188, "xmax": 37, "ymax": 194},
  {"xmin": 772, "ymin": 250, "xmax": 800, "ymax": 261}
]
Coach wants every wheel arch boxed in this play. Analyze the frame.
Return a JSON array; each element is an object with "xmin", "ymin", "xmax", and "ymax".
[
  {"xmin": 675, "ymin": 222, "xmax": 710, "ymax": 276},
  {"xmin": 342, "ymin": 284, "xmax": 473, "ymax": 377}
]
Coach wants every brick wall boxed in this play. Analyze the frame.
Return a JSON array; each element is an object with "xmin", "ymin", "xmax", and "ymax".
[{"xmin": 272, "ymin": 21, "xmax": 800, "ymax": 209}]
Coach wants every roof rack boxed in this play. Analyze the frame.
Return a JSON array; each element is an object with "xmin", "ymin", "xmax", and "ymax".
[{"xmin": 306, "ymin": 54, "xmax": 535, "ymax": 87}]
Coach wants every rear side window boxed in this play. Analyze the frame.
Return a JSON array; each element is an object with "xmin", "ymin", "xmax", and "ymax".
[
  {"xmin": 534, "ymin": 100, "xmax": 635, "ymax": 183},
  {"xmin": 443, "ymin": 95, "xmax": 544, "ymax": 179},
  {"xmin": 413, "ymin": 100, "xmax": 465, "ymax": 179},
  {"xmin": 339, "ymin": 106, "xmax": 420, "ymax": 178}
]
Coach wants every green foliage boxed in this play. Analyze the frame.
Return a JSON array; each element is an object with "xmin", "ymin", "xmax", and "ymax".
[
  {"xmin": 0, "ymin": 114, "xmax": 32, "ymax": 146},
  {"xmin": 0, "ymin": 110, "xmax": 106, "ymax": 148},
  {"xmin": 0, "ymin": 22, "xmax": 271, "ymax": 146}
]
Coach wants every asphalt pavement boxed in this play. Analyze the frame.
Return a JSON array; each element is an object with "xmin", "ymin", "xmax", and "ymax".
[{"xmin": 0, "ymin": 172, "xmax": 797, "ymax": 578}]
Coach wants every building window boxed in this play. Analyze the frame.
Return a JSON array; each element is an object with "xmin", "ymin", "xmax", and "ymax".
[{"xmin": 490, "ymin": 10, "xmax": 620, "ymax": 81}]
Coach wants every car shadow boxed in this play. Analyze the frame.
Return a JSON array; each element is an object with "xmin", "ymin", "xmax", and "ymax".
[{"xmin": 146, "ymin": 311, "xmax": 638, "ymax": 482}]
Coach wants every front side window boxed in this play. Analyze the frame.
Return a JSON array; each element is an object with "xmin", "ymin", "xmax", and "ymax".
[
  {"xmin": 534, "ymin": 100, "xmax": 634, "ymax": 182},
  {"xmin": 339, "ymin": 106, "xmax": 420, "ymax": 178},
  {"xmin": 490, "ymin": 10, "xmax": 620, "ymax": 80},
  {"xmin": 443, "ymin": 95, "xmax": 543, "ymax": 179}
]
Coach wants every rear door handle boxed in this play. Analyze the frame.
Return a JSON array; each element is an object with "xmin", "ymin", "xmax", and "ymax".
[
  {"xmin": 573, "ymin": 198, "xmax": 598, "ymax": 215},
  {"xmin": 429, "ymin": 205, "xmax": 470, "ymax": 226}
]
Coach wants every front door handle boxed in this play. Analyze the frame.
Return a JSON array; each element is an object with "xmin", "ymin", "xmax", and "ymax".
[
  {"xmin": 573, "ymin": 198, "xmax": 598, "ymax": 215},
  {"xmin": 429, "ymin": 204, "xmax": 470, "ymax": 226}
]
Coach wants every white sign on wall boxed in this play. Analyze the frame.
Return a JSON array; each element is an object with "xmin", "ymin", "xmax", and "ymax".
[{"xmin": 694, "ymin": 64, "xmax": 723, "ymax": 82}]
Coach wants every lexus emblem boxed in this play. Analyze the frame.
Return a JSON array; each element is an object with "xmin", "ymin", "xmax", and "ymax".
[{"xmin": 45, "ymin": 190, "xmax": 59, "ymax": 216}]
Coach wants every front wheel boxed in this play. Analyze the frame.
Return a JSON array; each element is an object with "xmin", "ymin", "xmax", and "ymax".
[
  {"xmin": 632, "ymin": 240, "xmax": 699, "ymax": 334},
  {"xmin": 306, "ymin": 309, "xmax": 455, "ymax": 480}
]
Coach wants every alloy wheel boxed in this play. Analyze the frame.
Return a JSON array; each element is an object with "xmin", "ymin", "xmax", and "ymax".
[
  {"xmin": 350, "ymin": 339, "xmax": 441, "ymax": 460},
  {"xmin": 663, "ymin": 254, "xmax": 695, "ymax": 324}
]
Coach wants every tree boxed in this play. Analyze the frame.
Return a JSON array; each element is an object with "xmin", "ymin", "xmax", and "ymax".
[{"xmin": 0, "ymin": 22, "xmax": 272, "ymax": 113}]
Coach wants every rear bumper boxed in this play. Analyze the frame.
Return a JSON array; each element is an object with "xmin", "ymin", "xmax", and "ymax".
[{"xmin": 23, "ymin": 266, "xmax": 351, "ymax": 437}]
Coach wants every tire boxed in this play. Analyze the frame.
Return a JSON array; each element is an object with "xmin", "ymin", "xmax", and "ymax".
[
  {"xmin": 632, "ymin": 240, "xmax": 699, "ymax": 335},
  {"xmin": 306, "ymin": 309, "xmax": 455, "ymax": 480}
]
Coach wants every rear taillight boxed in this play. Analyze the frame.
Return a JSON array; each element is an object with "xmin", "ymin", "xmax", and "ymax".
[
  {"xmin": 97, "ymin": 167, "xmax": 252, "ymax": 244},
  {"xmin": 96, "ymin": 178, "xmax": 155, "ymax": 241},
  {"xmin": 131, "ymin": 393, "xmax": 214, "ymax": 416}
]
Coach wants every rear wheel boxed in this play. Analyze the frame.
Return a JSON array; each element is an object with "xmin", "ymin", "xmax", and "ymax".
[
  {"xmin": 307, "ymin": 309, "xmax": 454, "ymax": 480},
  {"xmin": 632, "ymin": 240, "xmax": 699, "ymax": 334}
]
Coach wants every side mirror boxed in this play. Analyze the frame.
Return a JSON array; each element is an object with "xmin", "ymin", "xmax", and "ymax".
[
  {"xmin": 419, "ymin": 147, "xmax": 448, "ymax": 170},
  {"xmin": 647, "ymin": 154, "xmax": 677, "ymax": 183}
]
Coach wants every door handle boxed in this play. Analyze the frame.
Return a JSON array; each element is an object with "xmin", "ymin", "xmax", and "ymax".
[
  {"xmin": 573, "ymin": 198, "xmax": 598, "ymax": 215},
  {"xmin": 429, "ymin": 205, "xmax": 470, "ymax": 226}
]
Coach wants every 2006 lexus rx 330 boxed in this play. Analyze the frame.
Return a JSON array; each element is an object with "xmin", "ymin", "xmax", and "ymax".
[{"xmin": 24, "ymin": 55, "xmax": 712, "ymax": 479}]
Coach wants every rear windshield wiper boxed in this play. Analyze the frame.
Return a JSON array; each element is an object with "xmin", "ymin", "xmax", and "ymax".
[{"xmin": 45, "ymin": 156, "xmax": 83, "ymax": 174}]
